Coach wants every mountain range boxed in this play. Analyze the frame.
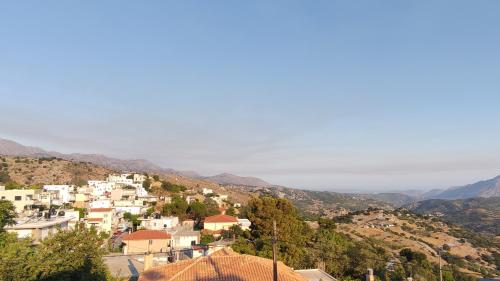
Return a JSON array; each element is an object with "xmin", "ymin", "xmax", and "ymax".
[
  {"xmin": 0, "ymin": 138, "xmax": 271, "ymax": 187},
  {"xmin": 2, "ymin": 137, "xmax": 500, "ymax": 199}
]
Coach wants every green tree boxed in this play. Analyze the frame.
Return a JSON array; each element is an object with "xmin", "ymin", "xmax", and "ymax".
[
  {"xmin": 233, "ymin": 196, "xmax": 313, "ymax": 269},
  {"xmin": 162, "ymin": 195, "xmax": 189, "ymax": 219},
  {"xmin": 0, "ymin": 225, "xmax": 111, "ymax": 281},
  {"xmin": 0, "ymin": 232, "xmax": 36, "ymax": 281},
  {"xmin": 0, "ymin": 200, "xmax": 16, "ymax": 231},
  {"xmin": 225, "ymin": 206, "xmax": 236, "ymax": 217},
  {"xmin": 200, "ymin": 234, "xmax": 215, "ymax": 245},
  {"xmin": 33, "ymin": 224, "xmax": 110, "ymax": 281},
  {"xmin": 142, "ymin": 178, "xmax": 152, "ymax": 191},
  {"xmin": 203, "ymin": 198, "xmax": 220, "ymax": 216}
]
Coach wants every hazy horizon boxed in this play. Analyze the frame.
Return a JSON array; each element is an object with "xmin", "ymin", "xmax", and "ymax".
[{"xmin": 2, "ymin": 1, "xmax": 500, "ymax": 191}]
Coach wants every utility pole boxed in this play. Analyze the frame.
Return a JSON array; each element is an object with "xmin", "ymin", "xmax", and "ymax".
[
  {"xmin": 438, "ymin": 250, "xmax": 443, "ymax": 281},
  {"xmin": 272, "ymin": 220, "xmax": 278, "ymax": 281}
]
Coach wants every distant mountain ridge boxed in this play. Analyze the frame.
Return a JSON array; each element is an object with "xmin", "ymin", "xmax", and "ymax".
[
  {"xmin": 425, "ymin": 175, "xmax": 500, "ymax": 200},
  {"xmin": 0, "ymin": 138, "xmax": 272, "ymax": 187},
  {"xmin": 203, "ymin": 173, "xmax": 271, "ymax": 187}
]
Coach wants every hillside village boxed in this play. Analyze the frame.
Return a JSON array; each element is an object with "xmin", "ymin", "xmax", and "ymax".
[
  {"xmin": 0, "ymin": 157, "xmax": 256, "ymax": 279},
  {"xmin": 0, "ymin": 156, "xmax": 499, "ymax": 281}
]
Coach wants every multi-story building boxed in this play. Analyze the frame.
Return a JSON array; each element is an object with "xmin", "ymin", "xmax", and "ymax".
[
  {"xmin": 139, "ymin": 216, "xmax": 179, "ymax": 230},
  {"xmin": 86, "ymin": 208, "xmax": 115, "ymax": 233},
  {"xmin": 5, "ymin": 215, "xmax": 76, "ymax": 243},
  {"xmin": 43, "ymin": 185, "xmax": 74, "ymax": 204},
  {"xmin": 88, "ymin": 180, "xmax": 115, "ymax": 196},
  {"xmin": 0, "ymin": 188, "xmax": 41, "ymax": 213}
]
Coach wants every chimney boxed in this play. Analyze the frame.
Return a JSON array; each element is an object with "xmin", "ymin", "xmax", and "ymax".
[
  {"xmin": 366, "ymin": 268, "xmax": 374, "ymax": 281},
  {"xmin": 144, "ymin": 253, "xmax": 154, "ymax": 271}
]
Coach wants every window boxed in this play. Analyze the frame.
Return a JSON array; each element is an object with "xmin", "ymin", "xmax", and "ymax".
[
  {"xmin": 15, "ymin": 196, "xmax": 22, "ymax": 201},
  {"xmin": 27, "ymin": 195, "xmax": 33, "ymax": 200},
  {"xmin": 1, "ymin": 196, "xmax": 5, "ymax": 200}
]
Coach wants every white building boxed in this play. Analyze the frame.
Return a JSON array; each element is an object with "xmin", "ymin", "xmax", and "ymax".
[
  {"xmin": 88, "ymin": 181, "xmax": 115, "ymax": 196},
  {"xmin": 139, "ymin": 216, "xmax": 179, "ymax": 230},
  {"xmin": 133, "ymin": 174, "xmax": 146, "ymax": 183},
  {"xmin": 237, "ymin": 218, "xmax": 251, "ymax": 230},
  {"xmin": 90, "ymin": 199, "xmax": 112, "ymax": 209},
  {"xmin": 43, "ymin": 185, "xmax": 74, "ymax": 204},
  {"xmin": 170, "ymin": 228, "xmax": 200, "ymax": 249},
  {"xmin": 5, "ymin": 215, "xmax": 76, "ymax": 243},
  {"xmin": 202, "ymin": 188, "xmax": 213, "ymax": 195},
  {"xmin": 107, "ymin": 174, "xmax": 134, "ymax": 185}
]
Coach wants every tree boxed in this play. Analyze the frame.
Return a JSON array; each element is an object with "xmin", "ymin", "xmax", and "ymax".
[
  {"xmin": 0, "ymin": 225, "xmax": 111, "ymax": 281},
  {"xmin": 225, "ymin": 206, "xmax": 236, "ymax": 217},
  {"xmin": 142, "ymin": 178, "xmax": 152, "ymax": 191},
  {"xmin": 152, "ymin": 175, "xmax": 160, "ymax": 181},
  {"xmin": 0, "ymin": 232, "xmax": 36, "ymax": 280},
  {"xmin": 33, "ymin": 224, "xmax": 110, "ymax": 281},
  {"xmin": 161, "ymin": 181, "xmax": 187, "ymax": 193},
  {"xmin": 200, "ymin": 234, "xmax": 215, "ymax": 245},
  {"xmin": 203, "ymin": 198, "xmax": 220, "ymax": 216},
  {"xmin": 162, "ymin": 196, "xmax": 189, "ymax": 219},
  {"xmin": 0, "ymin": 200, "xmax": 16, "ymax": 231},
  {"xmin": 232, "ymin": 196, "xmax": 313, "ymax": 269},
  {"xmin": 123, "ymin": 212, "xmax": 140, "ymax": 229}
]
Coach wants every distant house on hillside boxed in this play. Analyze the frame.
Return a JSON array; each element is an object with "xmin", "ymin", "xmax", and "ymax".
[{"xmin": 203, "ymin": 214, "xmax": 238, "ymax": 234}]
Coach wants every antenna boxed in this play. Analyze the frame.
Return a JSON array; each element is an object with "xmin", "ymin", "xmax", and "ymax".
[{"xmin": 273, "ymin": 220, "xmax": 278, "ymax": 281}]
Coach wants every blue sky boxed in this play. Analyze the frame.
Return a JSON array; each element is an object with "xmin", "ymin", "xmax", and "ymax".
[{"xmin": 1, "ymin": 1, "xmax": 500, "ymax": 191}]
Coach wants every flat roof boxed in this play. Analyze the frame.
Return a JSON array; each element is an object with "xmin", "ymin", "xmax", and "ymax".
[{"xmin": 5, "ymin": 216, "xmax": 76, "ymax": 229}]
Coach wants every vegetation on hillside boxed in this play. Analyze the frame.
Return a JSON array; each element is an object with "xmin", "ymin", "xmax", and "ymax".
[
  {"xmin": 407, "ymin": 197, "xmax": 500, "ymax": 235},
  {"xmin": 229, "ymin": 196, "xmax": 481, "ymax": 281}
]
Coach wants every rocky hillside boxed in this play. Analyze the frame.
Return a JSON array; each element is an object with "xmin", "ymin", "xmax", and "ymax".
[
  {"xmin": 0, "ymin": 138, "xmax": 274, "ymax": 187},
  {"xmin": 0, "ymin": 156, "xmax": 111, "ymax": 186},
  {"xmin": 406, "ymin": 197, "xmax": 500, "ymax": 236},
  {"xmin": 337, "ymin": 210, "xmax": 499, "ymax": 277}
]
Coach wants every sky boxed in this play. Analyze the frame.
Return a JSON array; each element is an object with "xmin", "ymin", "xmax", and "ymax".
[{"xmin": 1, "ymin": 1, "xmax": 500, "ymax": 192}]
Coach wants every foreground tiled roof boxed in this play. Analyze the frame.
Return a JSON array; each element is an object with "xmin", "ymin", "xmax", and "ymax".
[
  {"xmin": 90, "ymin": 208, "xmax": 113, "ymax": 212},
  {"xmin": 204, "ymin": 214, "xmax": 238, "ymax": 223},
  {"xmin": 123, "ymin": 230, "xmax": 172, "ymax": 241},
  {"xmin": 139, "ymin": 248, "xmax": 307, "ymax": 281}
]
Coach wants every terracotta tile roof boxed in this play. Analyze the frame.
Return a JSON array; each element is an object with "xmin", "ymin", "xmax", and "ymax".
[
  {"xmin": 123, "ymin": 230, "xmax": 171, "ymax": 241},
  {"xmin": 90, "ymin": 208, "xmax": 113, "ymax": 212},
  {"xmin": 86, "ymin": 218, "xmax": 103, "ymax": 222},
  {"xmin": 204, "ymin": 214, "xmax": 238, "ymax": 223},
  {"xmin": 138, "ymin": 247, "xmax": 307, "ymax": 281}
]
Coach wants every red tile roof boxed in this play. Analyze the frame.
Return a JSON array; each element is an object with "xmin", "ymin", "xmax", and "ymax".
[
  {"xmin": 204, "ymin": 214, "xmax": 238, "ymax": 223},
  {"xmin": 90, "ymin": 208, "xmax": 113, "ymax": 212},
  {"xmin": 138, "ymin": 248, "xmax": 307, "ymax": 281},
  {"xmin": 123, "ymin": 230, "xmax": 171, "ymax": 241},
  {"xmin": 86, "ymin": 218, "xmax": 103, "ymax": 222}
]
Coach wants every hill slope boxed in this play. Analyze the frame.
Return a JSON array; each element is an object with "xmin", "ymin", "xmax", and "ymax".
[
  {"xmin": 0, "ymin": 156, "xmax": 112, "ymax": 186},
  {"xmin": 0, "ymin": 138, "xmax": 275, "ymax": 187},
  {"xmin": 406, "ymin": 197, "xmax": 500, "ymax": 235}
]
